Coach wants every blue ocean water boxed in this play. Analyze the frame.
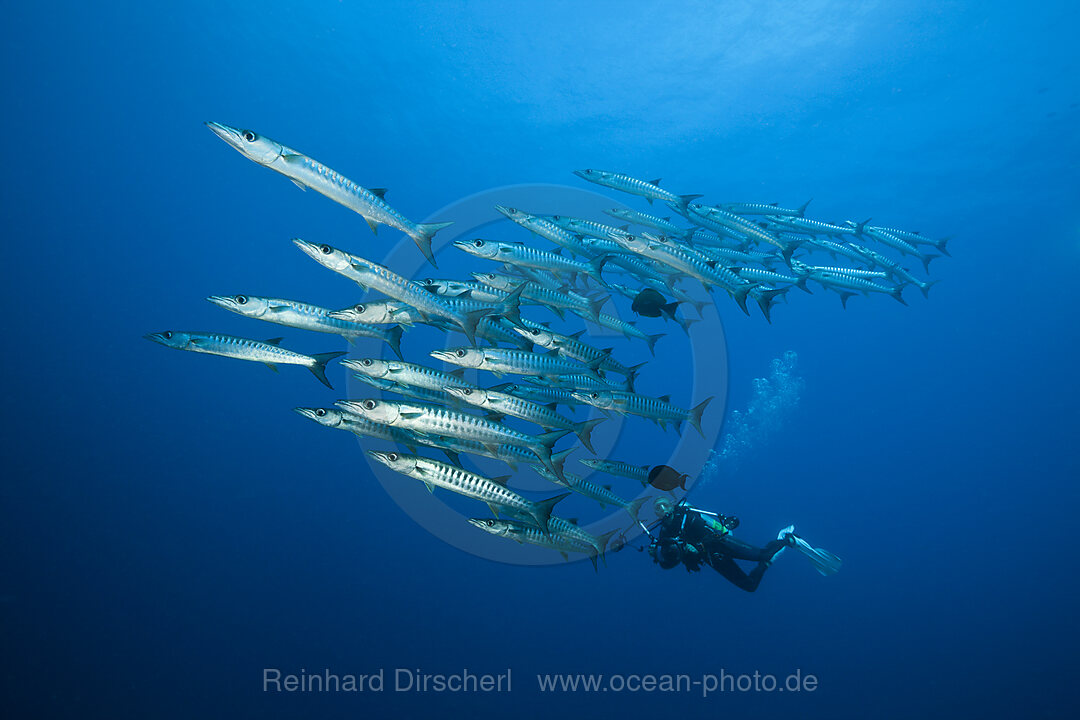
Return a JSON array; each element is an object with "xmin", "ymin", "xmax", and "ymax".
[{"xmin": 3, "ymin": 1, "xmax": 1078, "ymax": 717}]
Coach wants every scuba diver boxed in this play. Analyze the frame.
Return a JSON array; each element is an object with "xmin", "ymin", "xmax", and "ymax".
[{"xmin": 646, "ymin": 497, "xmax": 841, "ymax": 591}]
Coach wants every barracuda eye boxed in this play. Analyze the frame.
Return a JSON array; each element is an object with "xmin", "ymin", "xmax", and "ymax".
[
  {"xmin": 235, "ymin": 295, "xmax": 247, "ymax": 305},
  {"xmin": 361, "ymin": 359, "xmax": 373, "ymax": 367},
  {"xmin": 319, "ymin": 244, "xmax": 332, "ymax": 255},
  {"xmin": 363, "ymin": 400, "xmax": 377, "ymax": 410},
  {"xmin": 354, "ymin": 304, "xmax": 365, "ymax": 313},
  {"xmin": 423, "ymin": 278, "xmax": 434, "ymax": 285},
  {"xmin": 473, "ymin": 239, "xmax": 484, "ymax": 248},
  {"xmin": 163, "ymin": 331, "xmax": 173, "ymax": 339},
  {"xmin": 590, "ymin": 393, "xmax": 599, "ymax": 399},
  {"xmin": 530, "ymin": 329, "xmax": 541, "ymax": 336},
  {"xmin": 242, "ymin": 130, "xmax": 256, "ymax": 142},
  {"xmin": 455, "ymin": 349, "xmax": 466, "ymax": 358},
  {"xmin": 315, "ymin": 408, "xmax": 326, "ymax": 417},
  {"xmin": 388, "ymin": 453, "xmax": 399, "ymax": 461},
  {"xmin": 462, "ymin": 389, "xmax": 472, "ymax": 396},
  {"xmin": 485, "ymin": 519, "xmax": 495, "ymax": 527}
]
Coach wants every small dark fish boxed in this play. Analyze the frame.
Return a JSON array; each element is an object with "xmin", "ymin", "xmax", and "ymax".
[
  {"xmin": 648, "ymin": 465, "xmax": 689, "ymax": 491},
  {"xmin": 632, "ymin": 288, "xmax": 679, "ymax": 320}
]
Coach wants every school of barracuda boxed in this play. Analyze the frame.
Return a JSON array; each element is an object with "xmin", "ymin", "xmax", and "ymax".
[{"xmin": 144, "ymin": 123, "xmax": 949, "ymax": 569}]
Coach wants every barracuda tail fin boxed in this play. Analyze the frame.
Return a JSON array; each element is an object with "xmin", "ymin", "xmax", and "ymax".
[
  {"xmin": 308, "ymin": 351, "xmax": 347, "ymax": 389},
  {"xmin": 645, "ymin": 333, "xmax": 665, "ymax": 357},
  {"xmin": 573, "ymin": 418, "xmax": 605, "ymax": 453},
  {"xmin": 531, "ymin": 429, "xmax": 574, "ymax": 481},
  {"xmin": 495, "ymin": 283, "xmax": 527, "ymax": 327},
  {"xmin": 795, "ymin": 275, "xmax": 812, "ymax": 294},
  {"xmin": 920, "ymin": 254, "xmax": 939, "ymax": 273},
  {"xmin": 890, "ymin": 285, "xmax": 908, "ymax": 306},
  {"xmin": 755, "ymin": 287, "xmax": 788, "ymax": 324},
  {"xmin": 919, "ymin": 279, "xmax": 938, "ymax": 299},
  {"xmin": 676, "ymin": 316, "xmax": 699, "ymax": 335},
  {"xmin": 413, "ymin": 221, "xmax": 453, "ymax": 268},
  {"xmin": 457, "ymin": 308, "xmax": 494, "ymax": 346},
  {"xmin": 587, "ymin": 253, "xmax": 611, "ymax": 285},
  {"xmin": 730, "ymin": 284, "xmax": 753, "ymax": 316},
  {"xmin": 689, "ymin": 396, "xmax": 713, "ymax": 438},
  {"xmin": 549, "ymin": 448, "xmax": 574, "ymax": 478},
  {"xmin": 675, "ymin": 194, "xmax": 703, "ymax": 210},
  {"xmin": 625, "ymin": 496, "xmax": 649, "ymax": 523},
  {"xmin": 587, "ymin": 295, "xmax": 609, "ymax": 321},
  {"xmin": 626, "ymin": 362, "xmax": 647, "ymax": 392},
  {"xmin": 934, "ymin": 236, "xmax": 951, "ymax": 257},
  {"xmin": 530, "ymin": 492, "xmax": 571, "ymax": 534},
  {"xmin": 838, "ymin": 291, "xmax": 856, "ymax": 309},
  {"xmin": 385, "ymin": 325, "xmax": 404, "ymax": 360}
]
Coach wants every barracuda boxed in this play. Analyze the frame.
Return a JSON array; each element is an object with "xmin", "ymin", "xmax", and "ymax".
[
  {"xmin": 606, "ymin": 229, "xmax": 760, "ymax": 318},
  {"xmin": 732, "ymin": 267, "xmax": 811, "ymax": 294},
  {"xmin": 494, "ymin": 205, "xmax": 593, "ymax": 256},
  {"xmin": 454, "ymin": 238, "xmax": 610, "ymax": 285},
  {"xmin": 579, "ymin": 458, "xmax": 651, "ymax": 485},
  {"xmin": 769, "ymin": 215, "xmax": 866, "ymax": 238},
  {"xmin": 571, "ymin": 390, "xmax": 713, "ymax": 438},
  {"xmin": 205, "ymin": 122, "xmax": 449, "ymax": 266},
  {"xmin": 588, "ymin": 310, "xmax": 666, "ymax": 355},
  {"xmin": 144, "ymin": 331, "xmax": 344, "ymax": 388},
  {"xmin": 329, "ymin": 300, "xmax": 420, "ymax": 326},
  {"xmin": 369, "ymin": 451, "xmax": 568, "ymax": 533},
  {"xmin": 573, "ymin": 169, "xmax": 701, "ymax": 209},
  {"xmin": 294, "ymin": 406, "xmax": 422, "ymax": 448},
  {"xmin": 293, "ymin": 239, "xmax": 491, "ymax": 345},
  {"xmin": 207, "ymin": 295, "xmax": 403, "ymax": 358},
  {"xmin": 341, "ymin": 398, "xmax": 573, "ymax": 479},
  {"xmin": 807, "ymin": 270, "xmax": 908, "ymax": 308},
  {"xmin": 528, "ymin": 373, "xmax": 632, "ymax": 393},
  {"xmin": 865, "ymin": 225, "xmax": 950, "ymax": 256},
  {"xmin": 431, "ymin": 346, "xmax": 604, "ymax": 380},
  {"xmin": 803, "ymin": 238, "xmax": 877, "ymax": 266},
  {"xmin": 473, "ymin": 272, "xmax": 608, "ymax": 322},
  {"xmin": 847, "ymin": 245, "xmax": 938, "ymax": 299},
  {"xmin": 604, "ymin": 208, "xmax": 696, "ymax": 240},
  {"xmin": 417, "ymin": 279, "xmax": 517, "ymax": 304},
  {"xmin": 442, "ymin": 386, "xmax": 605, "ymax": 452},
  {"xmin": 512, "ymin": 321, "xmax": 644, "ymax": 385},
  {"xmin": 533, "ymin": 465, "xmax": 648, "ymax": 518},
  {"xmin": 715, "ymin": 199, "xmax": 812, "ymax": 217},
  {"xmin": 343, "ymin": 358, "xmax": 479, "ymax": 395},
  {"xmin": 693, "ymin": 205, "xmax": 801, "ymax": 260},
  {"xmin": 489, "ymin": 382, "xmax": 588, "ymax": 409},
  {"xmin": 546, "ymin": 215, "xmax": 632, "ymax": 244},
  {"xmin": 468, "ymin": 518, "xmax": 603, "ymax": 569}
]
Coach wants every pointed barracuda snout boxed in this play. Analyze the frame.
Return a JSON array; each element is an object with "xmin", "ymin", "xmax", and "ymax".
[{"xmin": 204, "ymin": 121, "xmax": 245, "ymax": 148}]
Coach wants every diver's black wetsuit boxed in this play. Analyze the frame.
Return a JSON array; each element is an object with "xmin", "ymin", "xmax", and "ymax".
[{"xmin": 653, "ymin": 505, "xmax": 789, "ymax": 592}]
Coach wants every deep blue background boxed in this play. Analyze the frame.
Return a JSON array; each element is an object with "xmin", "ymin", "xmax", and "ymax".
[{"xmin": 2, "ymin": 1, "xmax": 1078, "ymax": 718}]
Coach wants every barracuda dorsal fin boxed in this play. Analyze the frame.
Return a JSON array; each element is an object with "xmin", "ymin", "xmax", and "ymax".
[
  {"xmin": 265, "ymin": 337, "xmax": 284, "ymax": 346},
  {"xmin": 369, "ymin": 188, "xmax": 388, "ymax": 199},
  {"xmin": 490, "ymin": 475, "xmax": 511, "ymax": 486},
  {"xmin": 568, "ymin": 330, "xmax": 586, "ymax": 339},
  {"xmin": 651, "ymin": 178, "xmax": 662, "ymax": 185},
  {"xmin": 659, "ymin": 394, "xmax": 671, "ymax": 402},
  {"xmin": 447, "ymin": 369, "xmax": 466, "ymax": 378},
  {"xmin": 567, "ymin": 518, "xmax": 579, "ymax": 525}
]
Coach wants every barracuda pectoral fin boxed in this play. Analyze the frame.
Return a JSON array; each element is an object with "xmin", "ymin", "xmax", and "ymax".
[
  {"xmin": 483, "ymin": 443, "xmax": 502, "ymax": 456},
  {"xmin": 290, "ymin": 179, "xmax": 308, "ymax": 191},
  {"xmin": 423, "ymin": 481, "xmax": 436, "ymax": 493},
  {"xmin": 441, "ymin": 449, "xmax": 463, "ymax": 467},
  {"xmin": 400, "ymin": 412, "xmax": 424, "ymax": 420},
  {"xmin": 486, "ymin": 503, "xmax": 501, "ymax": 517},
  {"xmin": 264, "ymin": 363, "xmax": 279, "ymax": 372}
]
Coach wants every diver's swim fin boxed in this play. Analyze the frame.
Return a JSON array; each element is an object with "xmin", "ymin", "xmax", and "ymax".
[{"xmin": 778, "ymin": 525, "xmax": 842, "ymax": 576}]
